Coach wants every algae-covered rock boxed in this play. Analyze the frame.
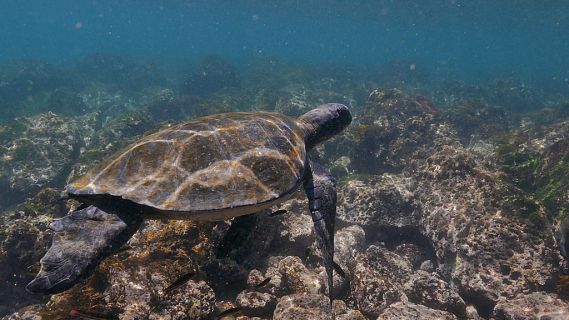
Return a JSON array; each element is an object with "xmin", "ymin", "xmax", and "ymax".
[
  {"xmin": 0, "ymin": 112, "xmax": 82, "ymax": 207},
  {"xmin": 393, "ymin": 243, "xmax": 428, "ymax": 269},
  {"xmin": 495, "ymin": 119, "xmax": 569, "ymax": 258},
  {"xmin": 488, "ymin": 78, "xmax": 541, "ymax": 112},
  {"xmin": 214, "ymin": 196, "xmax": 315, "ymax": 267},
  {"xmin": 144, "ymin": 88, "xmax": 196, "ymax": 122},
  {"xmin": 333, "ymin": 225, "xmax": 366, "ymax": 279}
]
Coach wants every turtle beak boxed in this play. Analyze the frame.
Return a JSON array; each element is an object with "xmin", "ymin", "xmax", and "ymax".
[{"xmin": 26, "ymin": 274, "xmax": 50, "ymax": 294}]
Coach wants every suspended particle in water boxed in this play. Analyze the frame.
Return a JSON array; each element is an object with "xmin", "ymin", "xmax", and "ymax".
[
  {"xmin": 74, "ymin": 21, "xmax": 83, "ymax": 29},
  {"xmin": 409, "ymin": 64, "xmax": 417, "ymax": 71}
]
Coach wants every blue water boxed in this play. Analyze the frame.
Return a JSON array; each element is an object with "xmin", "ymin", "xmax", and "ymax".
[{"xmin": 2, "ymin": 0, "xmax": 569, "ymax": 85}]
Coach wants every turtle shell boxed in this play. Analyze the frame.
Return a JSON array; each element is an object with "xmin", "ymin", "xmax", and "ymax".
[{"xmin": 67, "ymin": 112, "xmax": 307, "ymax": 215}]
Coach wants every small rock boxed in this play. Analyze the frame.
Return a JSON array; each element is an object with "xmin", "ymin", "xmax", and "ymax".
[
  {"xmin": 332, "ymin": 299, "xmax": 369, "ymax": 320},
  {"xmin": 273, "ymin": 294, "xmax": 332, "ymax": 320},
  {"xmin": 419, "ymin": 260, "xmax": 436, "ymax": 273},
  {"xmin": 393, "ymin": 243, "xmax": 427, "ymax": 268},
  {"xmin": 236, "ymin": 290, "xmax": 277, "ymax": 317},
  {"xmin": 246, "ymin": 269, "xmax": 267, "ymax": 288},
  {"xmin": 336, "ymin": 310, "xmax": 367, "ymax": 320},
  {"xmin": 278, "ymin": 256, "xmax": 323, "ymax": 295},
  {"xmin": 333, "ymin": 300, "xmax": 367, "ymax": 320},
  {"xmin": 492, "ymin": 292, "xmax": 569, "ymax": 320},
  {"xmin": 403, "ymin": 270, "xmax": 466, "ymax": 318},
  {"xmin": 334, "ymin": 225, "xmax": 366, "ymax": 268},
  {"xmin": 465, "ymin": 305, "xmax": 481, "ymax": 320},
  {"xmin": 350, "ymin": 245, "xmax": 411, "ymax": 318},
  {"xmin": 377, "ymin": 301, "xmax": 458, "ymax": 320}
]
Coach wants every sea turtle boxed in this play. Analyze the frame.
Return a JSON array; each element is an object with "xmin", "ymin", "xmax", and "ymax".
[{"xmin": 27, "ymin": 103, "xmax": 352, "ymax": 302}]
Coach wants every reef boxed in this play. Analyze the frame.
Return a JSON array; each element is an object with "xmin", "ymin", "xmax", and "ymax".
[
  {"xmin": 0, "ymin": 60, "xmax": 83, "ymax": 121},
  {"xmin": 1, "ymin": 54, "xmax": 569, "ymax": 319}
]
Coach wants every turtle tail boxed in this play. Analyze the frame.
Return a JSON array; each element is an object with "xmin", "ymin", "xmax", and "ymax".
[{"xmin": 26, "ymin": 205, "xmax": 142, "ymax": 294}]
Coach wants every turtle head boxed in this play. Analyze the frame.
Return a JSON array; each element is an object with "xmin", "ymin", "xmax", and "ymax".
[{"xmin": 298, "ymin": 103, "xmax": 352, "ymax": 150}]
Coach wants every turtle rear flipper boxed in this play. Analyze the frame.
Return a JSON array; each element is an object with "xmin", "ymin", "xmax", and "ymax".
[{"xmin": 26, "ymin": 205, "xmax": 142, "ymax": 294}]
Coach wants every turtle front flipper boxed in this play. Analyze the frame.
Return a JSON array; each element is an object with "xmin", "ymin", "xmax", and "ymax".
[
  {"xmin": 303, "ymin": 160, "xmax": 336, "ymax": 305},
  {"xmin": 26, "ymin": 205, "xmax": 142, "ymax": 294}
]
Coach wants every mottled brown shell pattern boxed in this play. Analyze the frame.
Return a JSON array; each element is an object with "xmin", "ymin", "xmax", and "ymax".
[{"xmin": 68, "ymin": 112, "xmax": 307, "ymax": 213}]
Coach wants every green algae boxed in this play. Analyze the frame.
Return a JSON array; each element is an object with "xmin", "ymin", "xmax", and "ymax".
[
  {"xmin": 537, "ymin": 153, "xmax": 569, "ymax": 219},
  {"xmin": 497, "ymin": 180, "xmax": 544, "ymax": 225},
  {"xmin": 495, "ymin": 132, "xmax": 568, "ymax": 222}
]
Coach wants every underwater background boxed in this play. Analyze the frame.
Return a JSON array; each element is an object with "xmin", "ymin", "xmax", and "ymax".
[{"xmin": 1, "ymin": 0, "xmax": 568, "ymax": 319}]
